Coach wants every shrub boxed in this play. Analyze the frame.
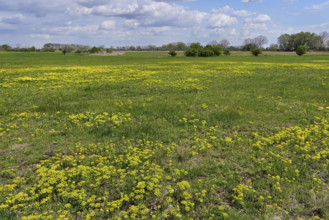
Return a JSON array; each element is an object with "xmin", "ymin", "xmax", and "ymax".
[
  {"xmin": 211, "ymin": 45, "xmax": 223, "ymax": 56},
  {"xmin": 89, "ymin": 47, "xmax": 103, "ymax": 54},
  {"xmin": 184, "ymin": 44, "xmax": 222, "ymax": 57},
  {"xmin": 106, "ymin": 49, "xmax": 113, "ymax": 54},
  {"xmin": 224, "ymin": 49, "xmax": 231, "ymax": 56},
  {"xmin": 168, "ymin": 50, "xmax": 177, "ymax": 57},
  {"xmin": 250, "ymin": 48, "xmax": 262, "ymax": 56},
  {"xmin": 185, "ymin": 48, "xmax": 198, "ymax": 57},
  {"xmin": 198, "ymin": 48, "xmax": 215, "ymax": 57},
  {"xmin": 296, "ymin": 45, "xmax": 307, "ymax": 56}
]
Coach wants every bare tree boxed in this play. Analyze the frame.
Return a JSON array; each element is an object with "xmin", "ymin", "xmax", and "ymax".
[
  {"xmin": 243, "ymin": 38, "xmax": 253, "ymax": 45},
  {"xmin": 208, "ymin": 40, "xmax": 219, "ymax": 46},
  {"xmin": 319, "ymin": 31, "xmax": 329, "ymax": 45},
  {"xmin": 253, "ymin": 35, "xmax": 268, "ymax": 48},
  {"xmin": 219, "ymin": 39, "xmax": 230, "ymax": 49}
]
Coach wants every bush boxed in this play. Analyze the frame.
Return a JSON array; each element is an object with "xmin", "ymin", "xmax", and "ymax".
[
  {"xmin": 89, "ymin": 47, "xmax": 103, "ymax": 54},
  {"xmin": 250, "ymin": 48, "xmax": 262, "ymax": 56},
  {"xmin": 224, "ymin": 49, "xmax": 231, "ymax": 56},
  {"xmin": 198, "ymin": 48, "xmax": 215, "ymax": 57},
  {"xmin": 185, "ymin": 48, "xmax": 198, "ymax": 57},
  {"xmin": 168, "ymin": 50, "xmax": 177, "ymax": 57},
  {"xmin": 210, "ymin": 45, "xmax": 223, "ymax": 56},
  {"xmin": 106, "ymin": 49, "xmax": 113, "ymax": 54},
  {"xmin": 185, "ymin": 44, "xmax": 222, "ymax": 57},
  {"xmin": 296, "ymin": 45, "xmax": 307, "ymax": 56}
]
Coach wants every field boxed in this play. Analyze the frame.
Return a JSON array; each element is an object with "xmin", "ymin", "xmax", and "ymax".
[{"xmin": 0, "ymin": 52, "xmax": 329, "ymax": 220}]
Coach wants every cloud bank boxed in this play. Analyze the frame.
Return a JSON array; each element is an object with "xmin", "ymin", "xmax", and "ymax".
[{"xmin": 0, "ymin": 0, "xmax": 326, "ymax": 47}]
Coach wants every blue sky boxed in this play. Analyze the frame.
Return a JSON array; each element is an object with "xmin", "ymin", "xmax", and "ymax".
[{"xmin": 0, "ymin": 0, "xmax": 329, "ymax": 48}]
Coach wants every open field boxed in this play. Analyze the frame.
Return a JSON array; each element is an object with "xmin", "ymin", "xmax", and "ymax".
[{"xmin": 0, "ymin": 52, "xmax": 329, "ymax": 219}]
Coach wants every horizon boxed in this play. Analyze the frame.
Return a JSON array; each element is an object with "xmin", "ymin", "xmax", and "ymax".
[{"xmin": 1, "ymin": 0, "xmax": 329, "ymax": 48}]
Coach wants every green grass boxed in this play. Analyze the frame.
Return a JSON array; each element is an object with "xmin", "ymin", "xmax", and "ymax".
[{"xmin": 0, "ymin": 52, "xmax": 329, "ymax": 219}]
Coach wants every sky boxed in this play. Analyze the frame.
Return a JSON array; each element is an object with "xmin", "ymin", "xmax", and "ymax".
[{"xmin": 0, "ymin": 0, "xmax": 329, "ymax": 48}]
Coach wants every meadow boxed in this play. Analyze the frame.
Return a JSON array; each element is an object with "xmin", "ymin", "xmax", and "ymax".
[{"xmin": 0, "ymin": 52, "xmax": 328, "ymax": 219}]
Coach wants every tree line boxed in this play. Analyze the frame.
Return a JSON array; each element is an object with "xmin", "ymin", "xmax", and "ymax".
[
  {"xmin": 1, "ymin": 31, "xmax": 328, "ymax": 53},
  {"xmin": 277, "ymin": 31, "xmax": 329, "ymax": 51}
]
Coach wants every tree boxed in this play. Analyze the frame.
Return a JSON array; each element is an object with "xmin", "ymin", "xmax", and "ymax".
[
  {"xmin": 242, "ymin": 43, "xmax": 257, "ymax": 51},
  {"xmin": 189, "ymin": 43, "xmax": 203, "ymax": 50},
  {"xmin": 277, "ymin": 32, "xmax": 322, "ymax": 51},
  {"xmin": 219, "ymin": 39, "xmax": 230, "ymax": 50},
  {"xmin": 243, "ymin": 38, "xmax": 253, "ymax": 45},
  {"xmin": 319, "ymin": 31, "xmax": 329, "ymax": 42},
  {"xmin": 319, "ymin": 31, "xmax": 329, "ymax": 48},
  {"xmin": 160, "ymin": 42, "xmax": 187, "ymax": 51},
  {"xmin": 208, "ymin": 40, "xmax": 219, "ymax": 46},
  {"xmin": 1, "ymin": 44, "xmax": 12, "ymax": 51},
  {"xmin": 146, "ymin": 45, "xmax": 157, "ymax": 51},
  {"xmin": 253, "ymin": 35, "xmax": 268, "ymax": 48},
  {"xmin": 243, "ymin": 36, "xmax": 268, "ymax": 50},
  {"xmin": 296, "ymin": 45, "xmax": 307, "ymax": 56},
  {"xmin": 176, "ymin": 42, "xmax": 187, "ymax": 51},
  {"xmin": 268, "ymin": 43, "xmax": 278, "ymax": 51},
  {"xmin": 278, "ymin": 34, "xmax": 292, "ymax": 51}
]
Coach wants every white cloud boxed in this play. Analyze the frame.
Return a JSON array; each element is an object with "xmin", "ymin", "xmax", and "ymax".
[
  {"xmin": 211, "ymin": 6, "xmax": 234, "ymax": 14},
  {"xmin": 1, "ymin": 0, "xmax": 316, "ymax": 48},
  {"xmin": 232, "ymin": 10, "xmax": 256, "ymax": 17},
  {"xmin": 241, "ymin": 0, "xmax": 263, "ymax": 3},
  {"xmin": 212, "ymin": 28, "xmax": 226, "ymax": 35},
  {"xmin": 69, "ymin": 0, "xmax": 206, "ymax": 28},
  {"xmin": 245, "ymin": 14, "xmax": 271, "ymax": 23},
  {"xmin": 208, "ymin": 14, "xmax": 238, "ymax": 28},
  {"xmin": 153, "ymin": 0, "xmax": 196, "ymax": 1},
  {"xmin": 230, "ymin": 28, "xmax": 239, "ymax": 36},
  {"xmin": 1, "ymin": 14, "xmax": 25, "ymax": 24},
  {"xmin": 30, "ymin": 34, "xmax": 51, "ymax": 39},
  {"xmin": 244, "ymin": 23, "xmax": 268, "ymax": 31},
  {"xmin": 76, "ymin": 0, "xmax": 109, "ymax": 7},
  {"xmin": 124, "ymin": 19, "xmax": 139, "ymax": 28},
  {"xmin": 253, "ymin": 14, "xmax": 271, "ymax": 22},
  {"xmin": 0, "ymin": 0, "xmax": 72, "ymax": 17},
  {"xmin": 305, "ymin": 1, "xmax": 329, "ymax": 10},
  {"xmin": 99, "ymin": 20, "xmax": 116, "ymax": 30}
]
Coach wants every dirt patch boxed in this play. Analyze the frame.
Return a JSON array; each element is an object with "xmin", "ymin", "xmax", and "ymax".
[
  {"xmin": 0, "ymin": 143, "xmax": 31, "ymax": 156},
  {"xmin": 89, "ymin": 51, "xmax": 125, "ymax": 56},
  {"xmin": 10, "ymin": 143, "xmax": 31, "ymax": 151}
]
